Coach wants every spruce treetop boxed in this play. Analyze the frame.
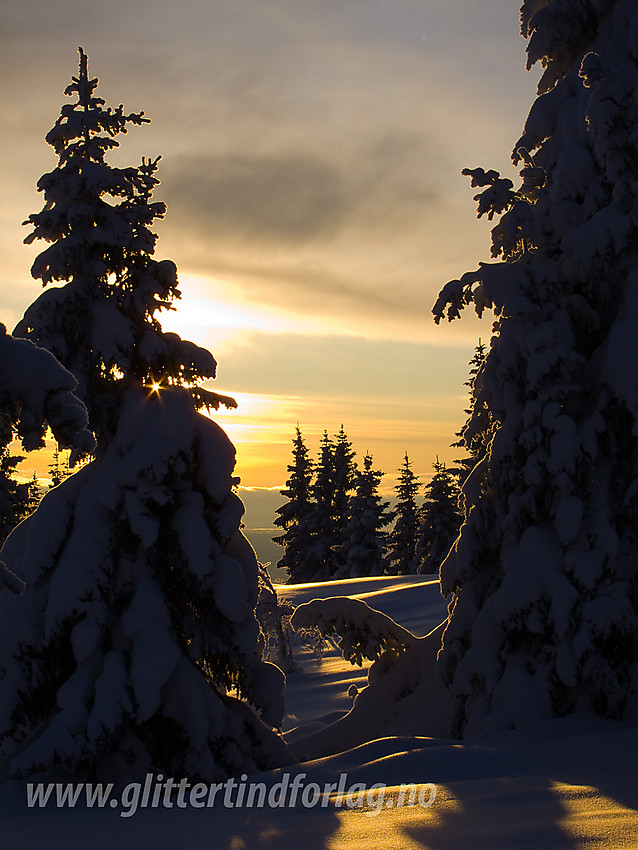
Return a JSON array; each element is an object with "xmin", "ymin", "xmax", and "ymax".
[
  {"xmin": 17, "ymin": 48, "xmax": 235, "ymax": 451},
  {"xmin": 388, "ymin": 452, "xmax": 421, "ymax": 575},
  {"xmin": 24, "ymin": 47, "xmax": 157, "ymax": 289}
]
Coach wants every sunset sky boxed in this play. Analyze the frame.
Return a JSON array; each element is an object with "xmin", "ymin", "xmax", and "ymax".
[{"xmin": 0, "ymin": 0, "xmax": 539, "ymax": 498}]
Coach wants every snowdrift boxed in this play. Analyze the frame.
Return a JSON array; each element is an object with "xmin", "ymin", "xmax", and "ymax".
[{"xmin": 1, "ymin": 575, "xmax": 636, "ymax": 849}]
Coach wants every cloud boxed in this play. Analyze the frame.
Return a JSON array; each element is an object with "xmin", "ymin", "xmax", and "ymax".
[
  {"xmin": 204, "ymin": 330, "xmax": 476, "ymax": 403},
  {"xmin": 154, "ymin": 130, "xmax": 456, "ymax": 337},
  {"xmin": 160, "ymin": 130, "xmax": 440, "ymax": 245},
  {"xmin": 161, "ymin": 152, "xmax": 348, "ymax": 245},
  {"xmin": 1, "ymin": 0, "xmax": 534, "ymax": 351}
]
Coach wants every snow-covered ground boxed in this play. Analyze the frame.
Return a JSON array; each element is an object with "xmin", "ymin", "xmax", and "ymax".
[
  {"xmin": 1, "ymin": 575, "xmax": 637, "ymax": 848},
  {"xmin": 279, "ymin": 575, "xmax": 446, "ymax": 742}
]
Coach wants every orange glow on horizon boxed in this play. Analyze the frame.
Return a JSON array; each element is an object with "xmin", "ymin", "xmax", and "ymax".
[{"xmin": 208, "ymin": 390, "xmax": 466, "ymax": 491}]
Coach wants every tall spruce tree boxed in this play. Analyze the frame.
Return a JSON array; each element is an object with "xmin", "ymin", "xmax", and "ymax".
[
  {"xmin": 273, "ymin": 425, "xmax": 314, "ymax": 580},
  {"xmin": 416, "ymin": 459, "xmax": 462, "ymax": 576},
  {"xmin": 283, "ymin": 427, "xmax": 357, "ymax": 583},
  {"xmin": 335, "ymin": 452, "xmax": 391, "ymax": 578},
  {"xmin": 286, "ymin": 431, "xmax": 335, "ymax": 583},
  {"xmin": 15, "ymin": 47, "xmax": 234, "ymax": 452},
  {"xmin": 0, "ymin": 52, "xmax": 289, "ymax": 781},
  {"xmin": 331, "ymin": 424, "xmax": 358, "ymax": 543},
  {"xmin": 433, "ymin": 0, "xmax": 638, "ymax": 735},
  {"xmin": 387, "ymin": 453, "xmax": 421, "ymax": 575},
  {"xmin": 0, "ymin": 449, "xmax": 25, "ymax": 546},
  {"xmin": 453, "ymin": 340, "xmax": 492, "ymax": 486}
]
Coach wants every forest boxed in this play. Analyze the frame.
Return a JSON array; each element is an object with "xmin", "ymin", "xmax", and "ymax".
[{"xmin": 2, "ymin": 1, "xmax": 638, "ymax": 846}]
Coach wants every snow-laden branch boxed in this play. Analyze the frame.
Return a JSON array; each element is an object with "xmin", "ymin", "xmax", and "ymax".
[{"xmin": 291, "ymin": 596, "xmax": 417, "ymax": 669}]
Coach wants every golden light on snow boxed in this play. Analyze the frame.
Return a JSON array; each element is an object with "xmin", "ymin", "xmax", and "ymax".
[
  {"xmin": 325, "ymin": 786, "xmax": 459, "ymax": 850},
  {"xmin": 554, "ymin": 781, "xmax": 638, "ymax": 845}
]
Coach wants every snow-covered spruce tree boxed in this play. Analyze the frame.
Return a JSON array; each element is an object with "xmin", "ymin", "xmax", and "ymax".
[
  {"xmin": 0, "ymin": 53, "xmax": 289, "ymax": 781},
  {"xmin": 0, "ymin": 387, "xmax": 291, "ymax": 781},
  {"xmin": 334, "ymin": 452, "xmax": 391, "ymax": 578},
  {"xmin": 22, "ymin": 473, "xmax": 41, "ymax": 517},
  {"xmin": 291, "ymin": 426, "xmax": 357, "ymax": 582},
  {"xmin": 453, "ymin": 340, "xmax": 492, "ymax": 486},
  {"xmin": 48, "ymin": 447, "xmax": 73, "ymax": 489},
  {"xmin": 432, "ymin": 0, "xmax": 638, "ymax": 735},
  {"xmin": 15, "ymin": 47, "xmax": 235, "ymax": 452},
  {"xmin": 0, "ymin": 441, "xmax": 31, "ymax": 547},
  {"xmin": 386, "ymin": 453, "xmax": 421, "ymax": 575},
  {"xmin": 416, "ymin": 459, "xmax": 462, "ymax": 576},
  {"xmin": 0, "ymin": 323, "xmax": 93, "ymax": 546},
  {"xmin": 273, "ymin": 425, "xmax": 314, "ymax": 580},
  {"xmin": 331, "ymin": 425, "xmax": 358, "ymax": 552},
  {"xmin": 285, "ymin": 431, "xmax": 336, "ymax": 583},
  {"xmin": 0, "ymin": 449, "xmax": 28, "ymax": 547}
]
